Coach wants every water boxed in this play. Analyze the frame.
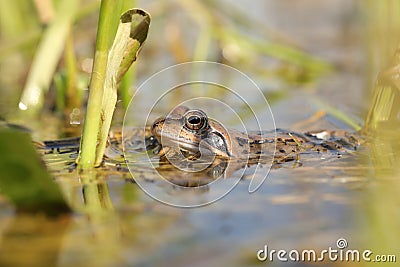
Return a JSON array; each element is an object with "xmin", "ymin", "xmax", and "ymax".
[{"xmin": 1, "ymin": 1, "xmax": 399, "ymax": 267}]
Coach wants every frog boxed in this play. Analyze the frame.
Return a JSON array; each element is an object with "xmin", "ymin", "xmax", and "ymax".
[{"xmin": 151, "ymin": 106, "xmax": 360, "ymax": 164}]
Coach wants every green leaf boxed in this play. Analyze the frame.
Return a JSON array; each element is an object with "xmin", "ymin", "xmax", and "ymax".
[
  {"xmin": 117, "ymin": 9, "xmax": 151, "ymax": 82},
  {"xmin": 0, "ymin": 129, "xmax": 70, "ymax": 216},
  {"xmin": 94, "ymin": 8, "xmax": 151, "ymax": 166},
  {"xmin": 78, "ymin": 7, "xmax": 151, "ymax": 169}
]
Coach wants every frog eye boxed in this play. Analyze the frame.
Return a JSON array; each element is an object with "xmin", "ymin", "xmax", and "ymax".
[{"xmin": 184, "ymin": 110, "xmax": 208, "ymax": 131}]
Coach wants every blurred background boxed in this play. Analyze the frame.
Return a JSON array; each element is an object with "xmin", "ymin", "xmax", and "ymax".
[{"xmin": 2, "ymin": 0, "xmax": 399, "ymax": 136}]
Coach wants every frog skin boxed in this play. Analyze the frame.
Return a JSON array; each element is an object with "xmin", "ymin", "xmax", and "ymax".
[{"xmin": 151, "ymin": 106, "xmax": 359, "ymax": 163}]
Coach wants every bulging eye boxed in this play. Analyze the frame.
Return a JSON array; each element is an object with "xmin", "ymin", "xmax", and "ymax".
[{"xmin": 184, "ymin": 110, "xmax": 208, "ymax": 131}]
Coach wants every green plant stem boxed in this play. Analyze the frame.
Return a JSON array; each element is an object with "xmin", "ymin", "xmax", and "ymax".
[
  {"xmin": 78, "ymin": 0, "xmax": 123, "ymax": 169},
  {"xmin": 94, "ymin": 9, "xmax": 150, "ymax": 166},
  {"xmin": 18, "ymin": 0, "xmax": 79, "ymax": 116}
]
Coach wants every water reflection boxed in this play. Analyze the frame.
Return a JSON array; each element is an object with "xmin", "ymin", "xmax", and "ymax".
[
  {"xmin": 359, "ymin": 128, "xmax": 400, "ymax": 257},
  {"xmin": 1, "ymin": 129, "xmax": 385, "ymax": 267},
  {"xmin": 0, "ymin": 214, "xmax": 71, "ymax": 267}
]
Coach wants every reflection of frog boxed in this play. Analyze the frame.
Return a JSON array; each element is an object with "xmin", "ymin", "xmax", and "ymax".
[{"xmin": 151, "ymin": 106, "xmax": 359, "ymax": 164}]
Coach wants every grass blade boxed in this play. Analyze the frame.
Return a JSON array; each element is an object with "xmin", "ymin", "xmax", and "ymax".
[{"xmin": 18, "ymin": 0, "xmax": 79, "ymax": 116}]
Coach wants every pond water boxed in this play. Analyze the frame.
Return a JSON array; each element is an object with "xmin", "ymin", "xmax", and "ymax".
[{"xmin": 1, "ymin": 1, "xmax": 399, "ymax": 267}]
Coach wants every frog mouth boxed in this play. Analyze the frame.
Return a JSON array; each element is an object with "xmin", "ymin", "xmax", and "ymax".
[
  {"xmin": 157, "ymin": 134, "xmax": 202, "ymax": 153},
  {"xmin": 156, "ymin": 133, "xmax": 231, "ymax": 158}
]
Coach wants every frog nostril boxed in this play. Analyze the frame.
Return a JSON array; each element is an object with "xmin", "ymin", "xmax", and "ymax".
[{"xmin": 151, "ymin": 118, "xmax": 164, "ymax": 135}]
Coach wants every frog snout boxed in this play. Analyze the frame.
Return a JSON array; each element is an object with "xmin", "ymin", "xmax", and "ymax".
[{"xmin": 151, "ymin": 117, "xmax": 164, "ymax": 137}]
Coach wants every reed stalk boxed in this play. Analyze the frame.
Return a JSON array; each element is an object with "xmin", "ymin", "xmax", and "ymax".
[
  {"xmin": 78, "ymin": 0, "xmax": 124, "ymax": 169},
  {"xmin": 78, "ymin": 5, "xmax": 150, "ymax": 169}
]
